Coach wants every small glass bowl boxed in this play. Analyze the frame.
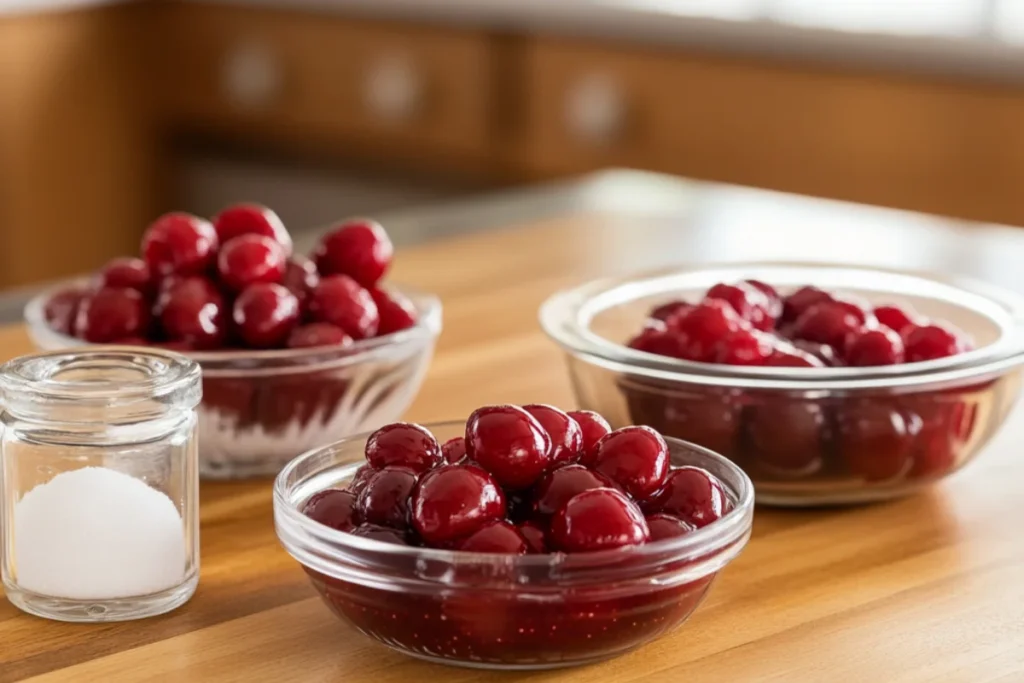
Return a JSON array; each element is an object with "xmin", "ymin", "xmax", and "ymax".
[
  {"xmin": 541, "ymin": 263, "xmax": 1024, "ymax": 506},
  {"xmin": 24, "ymin": 283, "xmax": 441, "ymax": 479},
  {"xmin": 274, "ymin": 421, "xmax": 753, "ymax": 670}
]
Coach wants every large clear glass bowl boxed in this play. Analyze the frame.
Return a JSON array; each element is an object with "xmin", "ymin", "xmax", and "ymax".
[
  {"xmin": 24, "ymin": 283, "xmax": 441, "ymax": 479},
  {"xmin": 540, "ymin": 263, "xmax": 1024, "ymax": 506},
  {"xmin": 274, "ymin": 421, "xmax": 754, "ymax": 670}
]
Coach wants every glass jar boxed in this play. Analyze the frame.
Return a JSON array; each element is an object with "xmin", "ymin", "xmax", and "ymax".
[{"xmin": 0, "ymin": 348, "xmax": 201, "ymax": 622}]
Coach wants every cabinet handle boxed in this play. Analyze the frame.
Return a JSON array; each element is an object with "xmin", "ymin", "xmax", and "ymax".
[
  {"xmin": 363, "ymin": 55, "xmax": 423, "ymax": 123},
  {"xmin": 220, "ymin": 41, "xmax": 282, "ymax": 110},
  {"xmin": 564, "ymin": 74, "xmax": 626, "ymax": 146}
]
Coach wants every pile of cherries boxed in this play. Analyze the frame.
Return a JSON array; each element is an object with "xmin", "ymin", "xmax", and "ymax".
[
  {"xmin": 628, "ymin": 280, "xmax": 972, "ymax": 368},
  {"xmin": 42, "ymin": 206, "xmax": 417, "ymax": 351},
  {"xmin": 621, "ymin": 280, "xmax": 982, "ymax": 486},
  {"xmin": 302, "ymin": 404, "xmax": 731, "ymax": 554}
]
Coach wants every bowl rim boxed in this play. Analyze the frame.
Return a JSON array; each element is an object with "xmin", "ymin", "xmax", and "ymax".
[
  {"xmin": 273, "ymin": 419, "xmax": 755, "ymax": 573},
  {"xmin": 24, "ymin": 279, "xmax": 442, "ymax": 371},
  {"xmin": 540, "ymin": 261, "xmax": 1024, "ymax": 392}
]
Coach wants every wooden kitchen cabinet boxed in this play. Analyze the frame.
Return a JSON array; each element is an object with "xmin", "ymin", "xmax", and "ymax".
[
  {"xmin": 7, "ymin": 2, "xmax": 1024, "ymax": 290},
  {"xmin": 515, "ymin": 37, "xmax": 1024, "ymax": 225},
  {"xmin": 154, "ymin": 4, "xmax": 494, "ymax": 168},
  {"xmin": 0, "ymin": 5, "xmax": 158, "ymax": 288}
]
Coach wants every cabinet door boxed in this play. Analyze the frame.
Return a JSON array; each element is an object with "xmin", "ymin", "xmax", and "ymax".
[
  {"xmin": 159, "ymin": 5, "xmax": 493, "ymax": 162},
  {"xmin": 518, "ymin": 37, "xmax": 1024, "ymax": 224}
]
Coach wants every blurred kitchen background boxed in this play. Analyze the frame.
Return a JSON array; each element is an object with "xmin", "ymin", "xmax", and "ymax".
[{"xmin": 3, "ymin": 0, "xmax": 1024, "ymax": 291}]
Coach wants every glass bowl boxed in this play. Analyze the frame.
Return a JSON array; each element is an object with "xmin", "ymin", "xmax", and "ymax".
[
  {"xmin": 273, "ymin": 421, "xmax": 754, "ymax": 670},
  {"xmin": 540, "ymin": 263, "xmax": 1024, "ymax": 506},
  {"xmin": 24, "ymin": 283, "xmax": 441, "ymax": 479}
]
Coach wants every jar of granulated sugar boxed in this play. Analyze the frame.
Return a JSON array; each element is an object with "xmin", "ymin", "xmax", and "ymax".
[{"xmin": 0, "ymin": 348, "xmax": 201, "ymax": 622}]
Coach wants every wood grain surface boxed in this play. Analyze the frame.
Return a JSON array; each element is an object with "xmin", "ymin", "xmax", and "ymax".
[{"xmin": 3, "ymin": 209, "xmax": 1024, "ymax": 682}]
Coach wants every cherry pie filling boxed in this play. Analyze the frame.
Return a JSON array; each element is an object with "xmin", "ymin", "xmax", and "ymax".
[
  {"xmin": 299, "ymin": 407, "xmax": 736, "ymax": 664},
  {"xmin": 622, "ymin": 280, "xmax": 985, "ymax": 488}
]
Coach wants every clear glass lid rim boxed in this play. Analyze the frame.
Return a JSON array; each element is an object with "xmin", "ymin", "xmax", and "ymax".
[{"xmin": 0, "ymin": 348, "xmax": 202, "ymax": 412}]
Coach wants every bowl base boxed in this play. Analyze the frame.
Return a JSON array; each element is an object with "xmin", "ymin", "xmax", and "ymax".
[
  {"xmin": 387, "ymin": 642, "xmax": 639, "ymax": 671},
  {"xmin": 754, "ymin": 486, "xmax": 927, "ymax": 507}
]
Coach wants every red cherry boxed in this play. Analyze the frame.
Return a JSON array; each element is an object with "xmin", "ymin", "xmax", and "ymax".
[
  {"xmin": 465, "ymin": 405, "xmax": 553, "ymax": 490},
  {"xmin": 627, "ymin": 325, "xmax": 685, "ymax": 358},
  {"xmin": 212, "ymin": 203, "xmax": 292, "ymax": 253},
  {"xmin": 457, "ymin": 520, "xmax": 529, "ymax": 554},
  {"xmin": 365, "ymin": 422, "xmax": 442, "ymax": 474},
  {"xmin": 141, "ymin": 212, "xmax": 218, "ymax": 277},
  {"xmin": 591, "ymin": 426, "xmax": 669, "ymax": 500},
  {"xmin": 441, "ymin": 437, "xmax": 467, "ymax": 464},
  {"xmin": 792, "ymin": 302, "xmax": 862, "ymax": 349},
  {"xmin": 410, "ymin": 464, "xmax": 506, "ymax": 546},
  {"xmin": 158, "ymin": 276, "xmax": 227, "ymax": 349},
  {"xmin": 350, "ymin": 524, "xmax": 408, "ymax": 545},
  {"xmin": 217, "ymin": 234, "xmax": 287, "ymax": 292},
  {"xmin": 649, "ymin": 300, "xmax": 693, "ymax": 322},
  {"xmin": 282, "ymin": 256, "xmax": 320, "ymax": 310},
  {"xmin": 307, "ymin": 274, "xmax": 379, "ymax": 340},
  {"xmin": 845, "ymin": 327, "xmax": 904, "ymax": 366},
  {"xmin": 908, "ymin": 401, "xmax": 966, "ymax": 479},
  {"xmin": 903, "ymin": 323, "xmax": 968, "ymax": 362},
  {"xmin": 833, "ymin": 297, "xmax": 872, "ymax": 325},
  {"xmin": 517, "ymin": 520, "xmax": 548, "ymax": 553},
  {"xmin": 74, "ymin": 287, "xmax": 149, "ymax": 343},
  {"xmin": 523, "ymin": 404, "xmax": 583, "ymax": 467},
  {"xmin": 232, "ymin": 282, "xmax": 300, "ymax": 348},
  {"xmin": 97, "ymin": 257, "xmax": 152, "ymax": 296},
  {"xmin": 645, "ymin": 513, "xmax": 696, "ymax": 542},
  {"xmin": 714, "ymin": 328, "xmax": 774, "ymax": 365},
  {"xmin": 666, "ymin": 300, "xmax": 743, "ymax": 362},
  {"xmin": 567, "ymin": 410, "xmax": 612, "ymax": 467},
  {"xmin": 350, "ymin": 464, "xmax": 376, "ymax": 494},
  {"xmin": 313, "ymin": 219, "xmax": 393, "ymax": 287},
  {"xmin": 532, "ymin": 464, "xmax": 616, "ymax": 518},
  {"xmin": 286, "ymin": 323, "xmax": 352, "ymax": 349},
  {"xmin": 44, "ymin": 288, "xmax": 86, "ymax": 335},
  {"xmin": 370, "ymin": 287, "xmax": 418, "ymax": 335},
  {"xmin": 356, "ymin": 466, "xmax": 418, "ymax": 529},
  {"xmin": 744, "ymin": 279, "xmax": 783, "ymax": 320},
  {"xmin": 782, "ymin": 286, "xmax": 833, "ymax": 324},
  {"xmin": 302, "ymin": 489, "xmax": 359, "ymax": 532},
  {"xmin": 647, "ymin": 467, "xmax": 727, "ymax": 528},
  {"xmin": 838, "ymin": 403, "xmax": 921, "ymax": 481},
  {"xmin": 746, "ymin": 402, "xmax": 827, "ymax": 473},
  {"xmin": 873, "ymin": 305, "xmax": 918, "ymax": 334},
  {"xmin": 706, "ymin": 282, "xmax": 773, "ymax": 331},
  {"xmin": 550, "ymin": 488, "xmax": 650, "ymax": 553}
]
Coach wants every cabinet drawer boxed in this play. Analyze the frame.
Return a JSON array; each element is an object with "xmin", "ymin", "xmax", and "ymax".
[
  {"xmin": 159, "ymin": 5, "xmax": 492, "ymax": 159},
  {"xmin": 518, "ymin": 38, "xmax": 1024, "ymax": 223}
]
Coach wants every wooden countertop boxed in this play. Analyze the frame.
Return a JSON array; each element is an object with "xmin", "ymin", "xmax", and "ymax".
[{"xmin": 4, "ymin": 197, "xmax": 1024, "ymax": 681}]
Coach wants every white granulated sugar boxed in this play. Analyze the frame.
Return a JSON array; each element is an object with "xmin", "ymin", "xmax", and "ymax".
[{"xmin": 14, "ymin": 466, "xmax": 186, "ymax": 600}]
